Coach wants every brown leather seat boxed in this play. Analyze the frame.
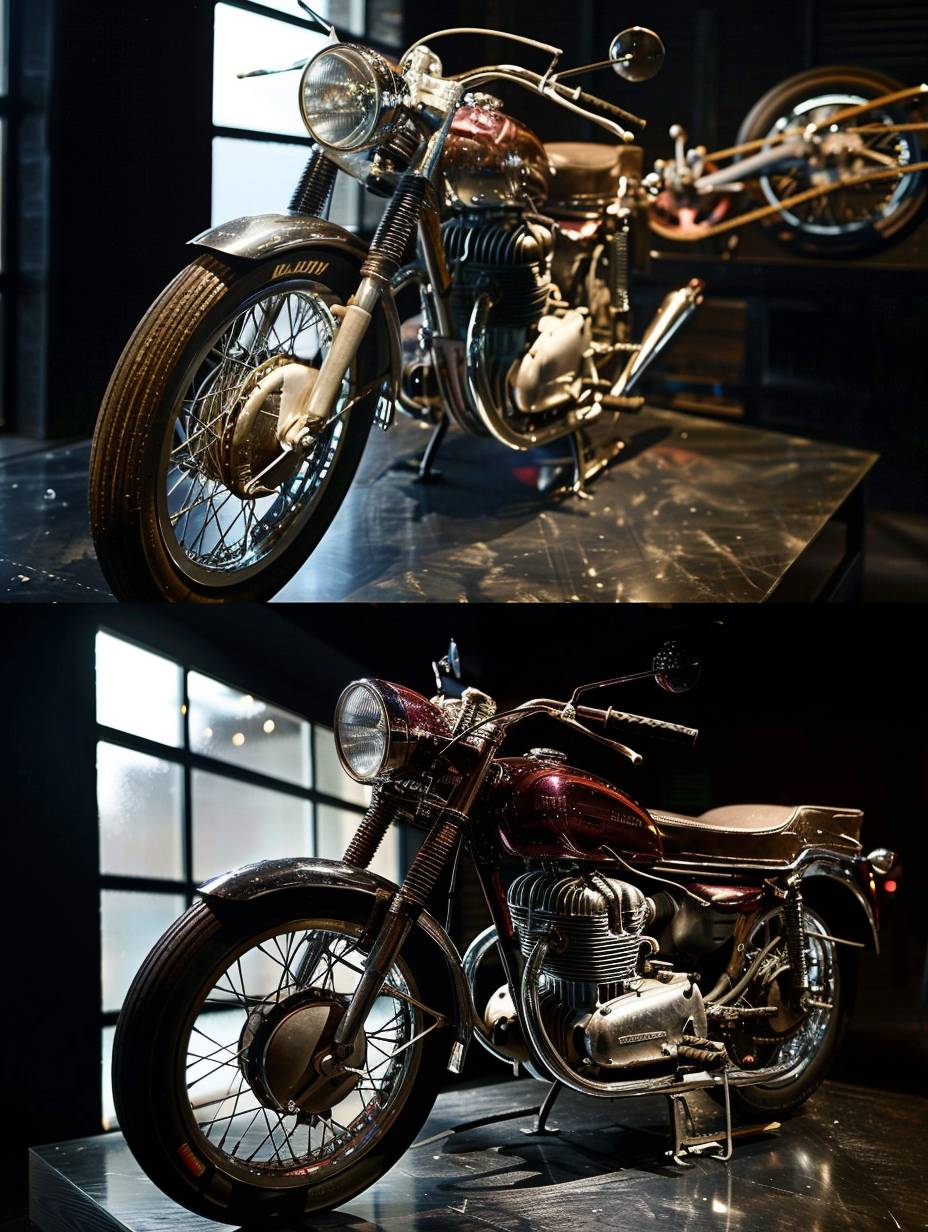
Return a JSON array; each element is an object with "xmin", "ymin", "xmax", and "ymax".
[
  {"xmin": 650, "ymin": 804, "xmax": 864, "ymax": 865},
  {"xmin": 545, "ymin": 142, "xmax": 643, "ymax": 205}
]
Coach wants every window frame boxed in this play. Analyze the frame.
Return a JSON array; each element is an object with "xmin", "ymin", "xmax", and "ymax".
[
  {"xmin": 95, "ymin": 627, "xmax": 370, "ymax": 1036},
  {"xmin": 209, "ymin": 0, "xmax": 399, "ymax": 234}
]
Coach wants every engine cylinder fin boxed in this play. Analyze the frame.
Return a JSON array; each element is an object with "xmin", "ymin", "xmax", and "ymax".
[
  {"xmin": 443, "ymin": 212, "xmax": 553, "ymax": 335},
  {"xmin": 508, "ymin": 870, "xmax": 650, "ymax": 997}
]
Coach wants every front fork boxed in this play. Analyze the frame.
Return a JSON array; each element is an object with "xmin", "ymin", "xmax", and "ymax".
[
  {"xmin": 280, "ymin": 111, "xmax": 459, "ymax": 450},
  {"xmin": 313, "ymin": 729, "xmax": 502, "ymax": 1083}
]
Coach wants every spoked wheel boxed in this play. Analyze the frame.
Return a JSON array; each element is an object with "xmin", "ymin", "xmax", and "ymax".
[
  {"xmin": 712, "ymin": 905, "xmax": 854, "ymax": 1116},
  {"xmin": 738, "ymin": 66, "xmax": 926, "ymax": 255},
  {"xmin": 113, "ymin": 894, "xmax": 452, "ymax": 1225},
  {"xmin": 90, "ymin": 250, "xmax": 383, "ymax": 601}
]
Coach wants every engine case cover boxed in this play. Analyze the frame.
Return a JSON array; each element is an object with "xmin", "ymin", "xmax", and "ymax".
[
  {"xmin": 512, "ymin": 310, "xmax": 591, "ymax": 413},
  {"xmin": 584, "ymin": 973, "xmax": 706, "ymax": 1068}
]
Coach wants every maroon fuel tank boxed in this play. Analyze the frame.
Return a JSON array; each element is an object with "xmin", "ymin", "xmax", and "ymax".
[
  {"xmin": 482, "ymin": 753, "xmax": 664, "ymax": 863},
  {"xmin": 440, "ymin": 104, "xmax": 550, "ymax": 210}
]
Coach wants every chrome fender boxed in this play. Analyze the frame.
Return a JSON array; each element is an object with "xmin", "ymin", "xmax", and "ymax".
[
  {"xmin": 198, "ymin": 856, "xmax": 474, "ymax": 1055},
  {"xmin": 801, "ymin": 857, "xmax": 880, "ymax": 953},
  {"xmin": 188, "ymin": 214, "xmax": 402, "ymax": 404}
]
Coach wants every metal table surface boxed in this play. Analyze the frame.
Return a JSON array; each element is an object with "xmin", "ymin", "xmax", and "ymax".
[
  {"xmin": 29, "ymin": 1077, "xmax": 927, "ymax": 1231},
  {"xmin": 0, "ymin": 408, "xmax": 876, "ymax": 602}
]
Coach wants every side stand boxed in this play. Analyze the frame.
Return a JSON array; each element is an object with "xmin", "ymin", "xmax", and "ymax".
[
  {"xmin": 415, "ymin": 413, "xmax": 449, "ymax": 483},
  {"xmin": 521, "ymin": 1080, "xmax": 563, "ymax": 1136},
  {"xmin": 666, "ymin": 1070, "xmax": 734, "ymax": 1165}
]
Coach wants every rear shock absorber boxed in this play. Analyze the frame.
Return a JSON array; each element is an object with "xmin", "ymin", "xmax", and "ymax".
[
  {"xmin": 290, "ymin": 147, "xmax": 338, "ymax": 217},
  {"xmin": 783, "ymin": 879, "xmax": 810, "ymax": 1004},
  {"xmin": 607, "ymin": 216, "xmax": 631, "ymax": 315}
]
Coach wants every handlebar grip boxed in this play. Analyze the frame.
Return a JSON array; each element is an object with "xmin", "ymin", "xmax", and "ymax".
[
  {"xmin": 569, "ymin": 88, "xmax": 647, "ymax": 133},
  {"xmin": 577, "ymin": 705, "xmax": 698, "ymax": 745}
]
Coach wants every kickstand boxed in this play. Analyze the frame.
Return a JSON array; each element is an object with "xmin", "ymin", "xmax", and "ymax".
[
  {"xmin": 415, "ymin": 413, "xmax": 449, "ymax": 483},
  {"xmin": 666, "ymin": 1070, "xmax": 733, "ymax": 1165},
  {"xmin": 566, "ymin": 433, "xmax": 592, "ymax": 500},
  {"xmin": 521, "ymin": 1079, "xmax": 563, "ymax": 1136}
]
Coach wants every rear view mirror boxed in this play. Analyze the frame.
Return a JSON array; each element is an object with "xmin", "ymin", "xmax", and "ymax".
[
  {"xmin": 653, "ymin": 641, "xmax": 701, "ymax": 693},
  {"xmin": 610, "ymin": 27, "xmax": 665, "ymax": 83}
]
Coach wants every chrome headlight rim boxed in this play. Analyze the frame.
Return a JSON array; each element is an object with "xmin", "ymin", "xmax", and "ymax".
[
  {"xmin": 335, "ymin": 678, "xmax": 410, "ymax": 783},
  {"xmin": 299, "ymin": 44, "xmax": 406, "ymax": 153}
]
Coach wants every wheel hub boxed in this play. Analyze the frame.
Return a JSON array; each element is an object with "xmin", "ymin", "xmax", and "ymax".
[
  {"xmin": 200, "ymin": 355, "xmax": 317, "ymax": 499},
  {"xmin": 239, "ymin": 989, "xmax": 366, "ymax": 1116}
]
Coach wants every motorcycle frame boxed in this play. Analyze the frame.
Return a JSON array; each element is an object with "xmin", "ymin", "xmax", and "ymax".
[{"xmin": 202, "ymin": 703, "xmax": 879, "ymax": 1106}]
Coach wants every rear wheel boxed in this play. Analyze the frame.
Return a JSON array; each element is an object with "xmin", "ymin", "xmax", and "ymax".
[
  {"xmin": 738, "ymin": 66, "xmax": 926, "ymax": 255},
  {"xmin": 713, "ymin": 906, "xmax": 855, "ymax": 1116},
  {"xmin": 113, "ymin": 893, "xmax": 451, "ymax": 1225},
  {"xmin": 90, "ymin": 249, "xmax": 383, "ymax": 601}
]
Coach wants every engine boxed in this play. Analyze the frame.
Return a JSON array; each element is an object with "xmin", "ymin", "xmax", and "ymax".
[
  {"xmin": 486, "ymin": 868, "xmax": 706, "ymax": 1070},
  {"xmin": 441, "ymin": 213, "xmax": 592, "ymax": 416}
]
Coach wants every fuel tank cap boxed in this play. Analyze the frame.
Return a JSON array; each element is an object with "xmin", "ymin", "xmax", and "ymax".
[{"xmin": 526, "ymin": 748, "xmax": 568, "ymax": 763}]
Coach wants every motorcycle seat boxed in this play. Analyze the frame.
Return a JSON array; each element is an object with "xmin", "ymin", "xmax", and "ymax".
[
  {"xmin": 545, "ymin": 142, "xmax": 644, "ymax": 205},
  {"xmin": 649, "ymin": 803, "xmax": 863, "ymax": 865}
]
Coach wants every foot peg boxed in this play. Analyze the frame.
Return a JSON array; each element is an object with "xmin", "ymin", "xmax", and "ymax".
[{"xmin": 599, "ymin": 394, "xmax": 645, "ymax": 412}]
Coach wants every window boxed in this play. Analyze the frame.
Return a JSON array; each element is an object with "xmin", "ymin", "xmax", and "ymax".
[
  {"xmin": 209, "ymin": 0, "xmax": 399, "ymax": 233},
  {"xmin": 95, "ymin": 630, "xmax": 392, "ymax": 1129}
]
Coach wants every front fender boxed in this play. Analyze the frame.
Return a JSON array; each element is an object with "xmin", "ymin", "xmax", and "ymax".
[
  {"xmin": 188, "ymin": 213, "xmax": 401, "ymax": 403},
  {"xmin": 198, "ymin": 857, "xmax": 474, "ymax": 1051}
]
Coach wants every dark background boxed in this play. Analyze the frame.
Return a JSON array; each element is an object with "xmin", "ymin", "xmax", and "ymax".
[
  {"xmin": 2, "ymin": 0, "xmax": 928, "ymax": 512},
  {"xmin": 3, "ymin": 604, "xmax": 927, "ymax": 1203}
]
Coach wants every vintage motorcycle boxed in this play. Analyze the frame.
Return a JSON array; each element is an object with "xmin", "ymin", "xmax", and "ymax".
[
  {"xmin": 89, "ymin": 13, "xmax": 702, "ymax": 601},
  {"xmin": 112, "ymin": 640, "xmax": 894, "ymax": 1225},
  {"xmin": 648, "ymin": 66, "xmax": 927, "ymax": 254}
]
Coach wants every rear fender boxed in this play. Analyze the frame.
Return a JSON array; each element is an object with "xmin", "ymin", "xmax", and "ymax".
[
  {"xmin": 188, "ymin": 213, "xmax": 401, "ymax": 403},
  {"xmin": 801, "ymin": 858, "xmax": 879, "ymax": 953},
  {"xmin": 197, "ymin": 857, "xmax": 474, "ymax": 1050}
]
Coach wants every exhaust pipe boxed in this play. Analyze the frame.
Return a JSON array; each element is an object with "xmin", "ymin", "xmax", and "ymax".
[{"xmin": 610, "ymin": 278, "xmax": 705, "ymax": 398}]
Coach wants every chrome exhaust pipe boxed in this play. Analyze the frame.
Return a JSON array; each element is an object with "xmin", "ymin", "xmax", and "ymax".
[{"xmin": 610, "ymin": 278, "xmax": 705, "ymax": 398}]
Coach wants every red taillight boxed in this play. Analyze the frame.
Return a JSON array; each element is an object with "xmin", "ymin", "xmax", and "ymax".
[{"xmin": 884, "ymin": 879, "xmax": 897, "ymax": 894}]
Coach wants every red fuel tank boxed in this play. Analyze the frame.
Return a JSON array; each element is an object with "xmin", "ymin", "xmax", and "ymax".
[
  {"xmin": 440, "ymin": 104, "xmax": 550, "ymax": 210},
  {"xmin": 483, "ymin": 753, "xmax": 663, "ymax": 863}
]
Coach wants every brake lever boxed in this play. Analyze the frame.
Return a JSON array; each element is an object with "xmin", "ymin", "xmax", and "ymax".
[{"xmin": 558, "ymin": 709, "xmax": 643, "ymax": 765}]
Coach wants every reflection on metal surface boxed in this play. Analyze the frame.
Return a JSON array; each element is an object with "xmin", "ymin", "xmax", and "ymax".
[
  {"xmin": 0, "ymin": 407, "xmax": 876, "ymax": 602},
  {"xmin": 29, "ymin": 1074, "xmax": 926, "ymax": 1232}
]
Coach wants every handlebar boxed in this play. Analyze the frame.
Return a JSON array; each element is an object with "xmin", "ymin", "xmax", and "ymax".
[
  {"xmin": 561, "ymin": 86, "xmax": 647, "ymax": 133},
  {"xmin": 575, "ymin": 705, "xmax": 699, "ymax": 746}
]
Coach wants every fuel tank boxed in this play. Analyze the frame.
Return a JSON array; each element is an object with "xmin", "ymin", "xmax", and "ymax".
[
  {"xmin": 483, "ymin": 752, "xmax": 663, "ymax": 862},
  {"xmin": 440, "ymin": 105, "xmax": 550, "ymax": 211}
]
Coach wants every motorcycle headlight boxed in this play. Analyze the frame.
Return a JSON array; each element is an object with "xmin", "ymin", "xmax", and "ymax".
[
  {"xmin": 300, "ymin": 45, "xmax": 406, "ymax": 152},
  {"xmin": 335, "ymin": 681, "xmax": 395, "ymax": 782}
]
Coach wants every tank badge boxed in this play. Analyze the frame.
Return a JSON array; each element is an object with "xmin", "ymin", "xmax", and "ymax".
[{"xmin": 272, "ymin": 259, "xmax": 330, "ymax": 279}]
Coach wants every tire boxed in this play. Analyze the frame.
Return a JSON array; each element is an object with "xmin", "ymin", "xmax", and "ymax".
[
  {"xmin": 113, "ymin": 891, "xmax": 453, "ymax": 1226},
  {"xmin": 90, "ymin": 249, "xmax": 382, "ymax": 602},
  {"xmin": 737, "ymin": 65, "xmax": 926, "ymax": 256},
  {"xmin": 714, "ymin": 907, "xmax": 858, "ymax": 1118}
]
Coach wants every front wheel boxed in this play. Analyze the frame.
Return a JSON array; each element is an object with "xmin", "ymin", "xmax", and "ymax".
[
  {"xmin": 90, "ymin": 249, "xmax": 384, "ymax": 601},
  {"xmin": 113, "ymin": 892, "xmax": 452, "ymax": 1226}
]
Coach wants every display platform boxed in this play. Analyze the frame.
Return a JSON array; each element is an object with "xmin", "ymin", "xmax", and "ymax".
[
  {"xmin": 0, "ymin": 408, "xmax": 876, "ymax": 602},
  {"xmin": 29, "ymin": 1077, "xmax": 926, "ymax": 1231}
]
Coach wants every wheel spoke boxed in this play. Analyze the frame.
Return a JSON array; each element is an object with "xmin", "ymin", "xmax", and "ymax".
[
  {"xmin": 184, "ymin": 923, "xmax": 419, "ymax": 1177},
  {"xmin": 161, "ymin": 288, "xmax": 345, "ymax": 578}
]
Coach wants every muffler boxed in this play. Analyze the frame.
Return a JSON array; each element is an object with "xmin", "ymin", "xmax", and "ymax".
[{"xmin": 610, "ymin": 278, "xmax": 705, "ymax": 398}]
